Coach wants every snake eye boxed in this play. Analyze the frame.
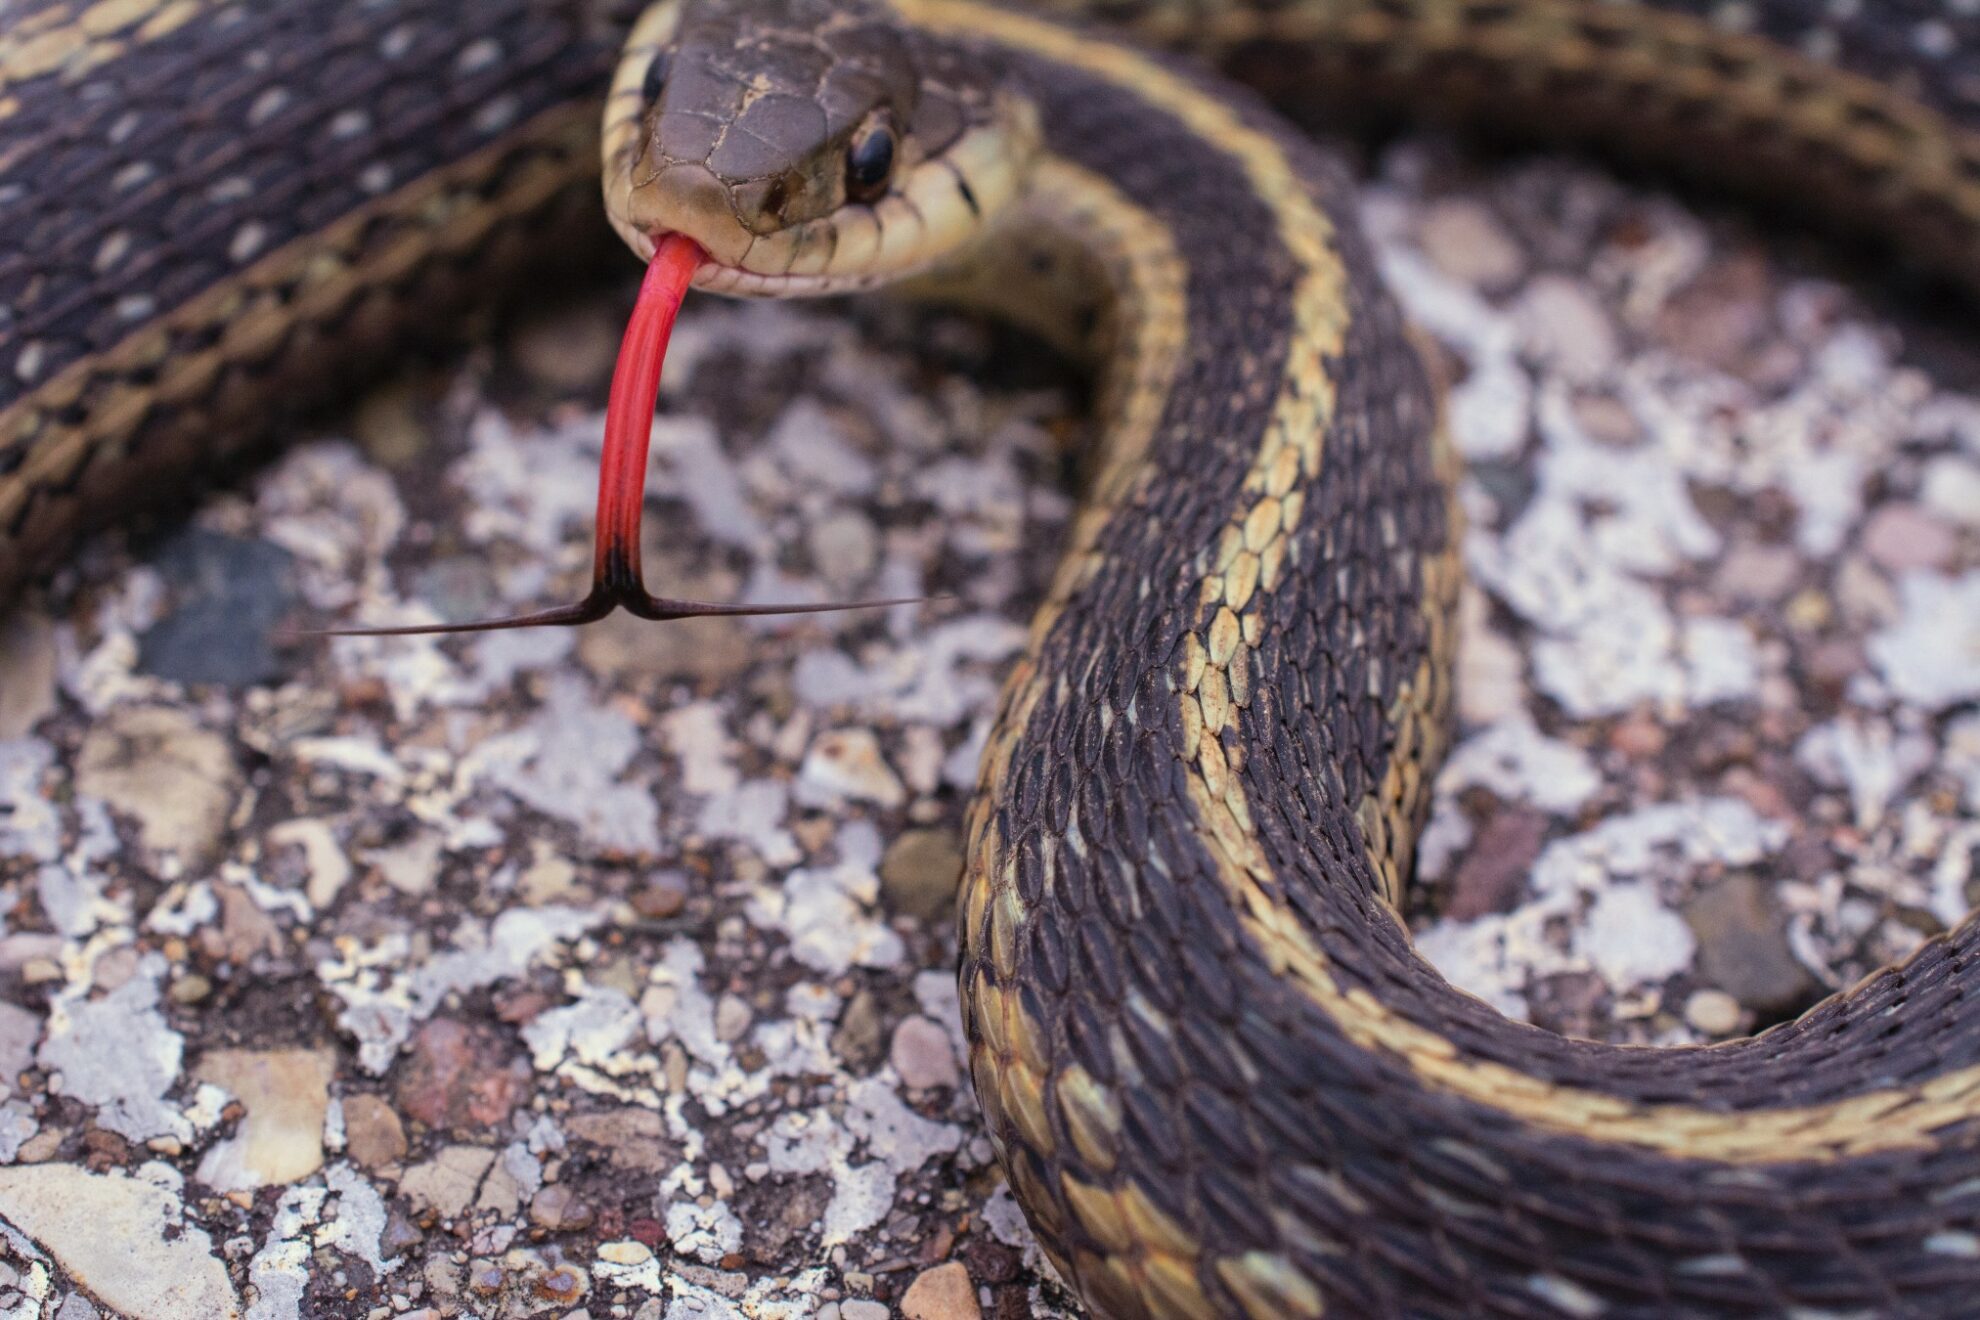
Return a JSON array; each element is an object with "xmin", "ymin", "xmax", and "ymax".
[
  {"xmin": 641, "ymin": 51, "xmax": 670, "ymax": 105},
  {"xmin": 845, "ymin": 115, "xmax": 896, "ymax": 204}
]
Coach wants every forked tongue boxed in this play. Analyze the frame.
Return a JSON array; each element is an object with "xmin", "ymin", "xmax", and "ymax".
[{"xmin": 319, "ymin": 233, "xmax": 910, "ymax": 636}]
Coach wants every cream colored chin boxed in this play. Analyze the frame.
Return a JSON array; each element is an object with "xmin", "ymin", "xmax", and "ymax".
[{"xmin": 609, "ymin": 117, "xmax": 1035, "ymax": 299}]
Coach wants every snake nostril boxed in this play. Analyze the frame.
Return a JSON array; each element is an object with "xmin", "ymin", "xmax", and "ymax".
[{"xmin": 761, "ymin": 176, "xmax": 790, "ymax": 217}]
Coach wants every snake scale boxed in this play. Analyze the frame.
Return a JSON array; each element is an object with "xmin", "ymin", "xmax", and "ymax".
[{"xmin": 4, "ymin": 0, "xmax": 1980, "ymax": 1315}]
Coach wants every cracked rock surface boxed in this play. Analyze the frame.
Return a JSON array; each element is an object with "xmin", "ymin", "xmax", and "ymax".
[{"xmin": 0, "ymin": 135, "xmax": 1974, "ymax": 1318}]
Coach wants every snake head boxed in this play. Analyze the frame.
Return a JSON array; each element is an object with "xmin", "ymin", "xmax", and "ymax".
[{"xmin": 604, "ymin": 0, "xmax": 1038, "ymax": 295}]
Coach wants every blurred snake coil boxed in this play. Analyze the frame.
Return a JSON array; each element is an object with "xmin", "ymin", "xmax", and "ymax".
[{"xmin": 5, "ymin": 1, "xmax": 1980, "ymax": 1316}]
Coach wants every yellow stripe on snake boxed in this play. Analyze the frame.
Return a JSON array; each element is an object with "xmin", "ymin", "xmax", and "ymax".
[{"xmin": 5, "ymin": 0, "xmax": 1980, "ymax": 1315}]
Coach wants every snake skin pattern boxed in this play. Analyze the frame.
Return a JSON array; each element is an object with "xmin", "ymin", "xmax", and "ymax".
[{"xmin": 6, "ymin": 1, "xmax": 1980, "ymax": 1317}]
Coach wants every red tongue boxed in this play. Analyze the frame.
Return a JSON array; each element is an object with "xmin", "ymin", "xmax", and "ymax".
[
  {"xmin": 592, "ymin": 232, "xmax": 703, "ymax": 602},
  {"xmin": 318, "ymin": 233, "xmax": 908, "ymax": 637}
]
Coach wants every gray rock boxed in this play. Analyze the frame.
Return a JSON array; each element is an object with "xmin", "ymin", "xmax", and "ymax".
[
  {"xmin": 1682, "ymin": 874, "xmax": 1818, "ymax": 1017},
  {"xmin": 880, "ymin": 828, "xmax": 964, "ymax": 922},
  {"xmin": 137, "ymin": 530, "xmax": 296, "ymax": 686}
]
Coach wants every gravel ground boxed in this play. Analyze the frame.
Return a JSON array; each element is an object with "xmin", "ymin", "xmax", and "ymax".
[{"xmin": 0, "ymin": 134, "xmax": 1975, "ymax": 1320}]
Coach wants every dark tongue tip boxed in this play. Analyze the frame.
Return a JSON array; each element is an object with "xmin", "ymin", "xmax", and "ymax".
[{"xmin": 306, "ymin": 233, "xmax": 917, "ymax": 639}]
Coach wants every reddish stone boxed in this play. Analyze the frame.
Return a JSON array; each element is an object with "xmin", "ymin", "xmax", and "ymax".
[
  {"xmin": 495, "ymin": 989, "xmax": 553, "ymax": 1025},
  {"xmin": 395, "ymin": 1018, "xmax": 529, "ymax": 1132},
  {"xmin": 1608, "ymin": 710, "xmax": 1667, "ymax": 760},
  {"xmin": 1446, "ymin": 809, "xmax": 1548, "ymax": 921}
]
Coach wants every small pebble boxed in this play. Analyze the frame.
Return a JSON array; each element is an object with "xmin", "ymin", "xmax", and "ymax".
[
  {"xmin": 1652, "ymin": 254, "xmax": 1773, "ymax": 374},
  {"xmin": 880, "ymin": 829, "xmax": 964, "ymax": 921},
  {"xmin": 809, "ymin": 509, "xmax": 879, "ymax": 587},
  {"xmin": 1513, "ymin": 274, "xmax": 1618, "ymax": 382},
  {"xmin": 351, "ymin": 378, "xmax": 426, "ymax": 467},
  {"xmin": 714, "ymin": 994, "xmax": 753, "ymax": 1043},
  {"xmin": 1684, "ymin": 989, "xmax": 1743, "ymax": 1036},
  {"xmin": 1445, "ymin": 810, "xmax": 1547, "ymax": 921},
  {"xmin": 509, "ymin": 300, "xmax": 621, "ymax": 391},
  {"xmin": 530, "ymin": 1183, "xmax": 595, "ymax": 1232},
  {"xmin": 901, "ymin": 1261, "xmax": 979, "ymax": 1320},
  {"xmin": 1569, "ymin": 391, "xmax": 1641, "ymax": 447},
  {"xmin": 833, "ymin": 989, "xmax": 887, "ymax": 1073},
  {"xmin": 1681, "ymin": 876, "xmax": 1818, "ymax": 1018},
  {"xmin": 890, "ymin": 1017, "xmax": 960, "ymax": 1091},
  {"xmin": 1921, "ymin": 457, "xmax": 1980, "ymax": 529},
  {"xmin": 1608, "ymin": 710, "xmax": 1668, "ymax": 760},
  {"xmin": 341, "ymin": 1094, "xmax": 407, "ymax": 1170},
  {"xmin": 631, "ymin": 873, "xmax": 690, "ymax": 920},
  {"xmin": 1418, "ymin": 198, "xmax": 1525, "ymax": 288},
  {"xmin": 801, "ymin": 730, "xmax": 908, "ymax": 808},
  {"xmin": 1861, "ymin": 505, "xmax": 1957, "ymax": 573},
  {"xmin": 1713, "ymin": 542, "xmax": 1801, "ymax": 604},
  {"xmin": 598, "ymin": 1240, "xmax": 653, "ymax": 1266}
]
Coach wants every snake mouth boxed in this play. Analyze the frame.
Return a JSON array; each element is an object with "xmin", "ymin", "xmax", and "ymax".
[
  {"xmin": 310, "ymin": 234, "xmax": 910, "ymax": 636},
  {"xmin": 688, "ymin": 262, "xmax": 898, "ymax": 299},
  {"xmin": 616, "ymin": 221, "xmax": 907, "ymax": 300}
]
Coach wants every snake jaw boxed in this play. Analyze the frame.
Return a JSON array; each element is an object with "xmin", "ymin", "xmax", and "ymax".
[{"xmin": 310, "ymin": 233, "xmax": 913, "ymax": 637}]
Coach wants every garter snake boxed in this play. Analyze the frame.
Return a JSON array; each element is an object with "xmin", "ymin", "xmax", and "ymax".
[{"xmin": 5, "ymin": 0, "xmax": 1980, "ymax": 1316}]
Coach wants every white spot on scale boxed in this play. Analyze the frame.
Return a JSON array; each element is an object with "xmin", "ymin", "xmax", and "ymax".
[
  {"xmin": 112, "ymin": 162, "xmax": 155, "ymax": 192},
  {"xmin": 230, "ymin": 222, "xmax": 268, "ymax": 265},
  {"xmin": 379, "ymin": 25, "xmax": 416, "ymax": 61},
  {"xmin": 331, "ymin": 110, "xmax": 370, "ymax": 140},
  {"xmin": 1926, "ymin": 1230, "xmax": 1980, "ymax": 1257},
  {"xmin": 248, "ymin": 87, "xmax": 290, "ymax": 127},
  {"xmin": 359, "ymin": 164, "xmax": 393, "ymax": 195},
  {"xmin": 1674, "ymin": 1253, "xmax": 1747, "ymax": 1276},
  {"xmin": 94, "ymin": 231, "xmax": 132, "ymax": 274},
  {"xmin": 1931, "ymin": 1174, "xmax": 1980, "ymax": 1204},
  {"xmin": 14, "ymin": 341, "xmax": 45, "ymax": 385},
  {"xmin": 456, "ymin": 38, "xmax": 502, "ymax": 76},
  {"xmin": 116, "ymin": 294, "xmax": 156, "ymax": 322},
  {"xmin": 1527, "ymin": 1273, "xmax": 1605, "ymax": 1318},
  {"xmin": 472, "ymin": 93, "xmax": 520, "ymax": 137},
  {"xmin": 1915, "ymin": 20, "xmax": 1957, "ymax": 56},
  {"xmin": 1709, "ymin": 1, "xmax": 1755, "ymax": 31}
]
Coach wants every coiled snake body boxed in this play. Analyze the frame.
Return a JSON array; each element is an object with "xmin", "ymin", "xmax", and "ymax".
[{"xmin": 5, "ymin": 1, "xmax": 1980, "ymax": 1316}]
